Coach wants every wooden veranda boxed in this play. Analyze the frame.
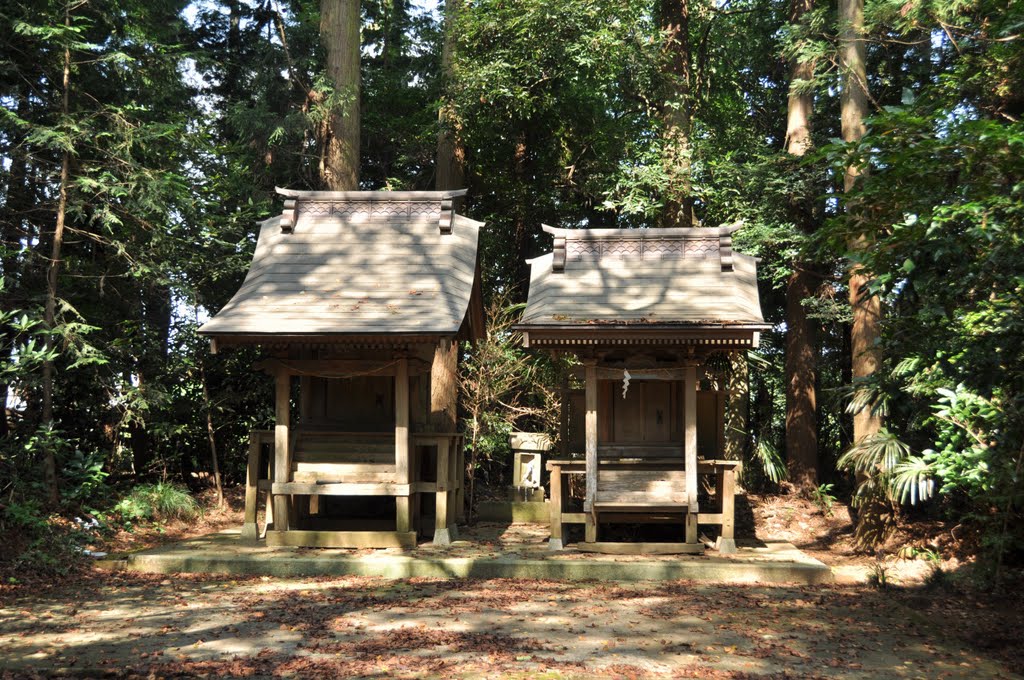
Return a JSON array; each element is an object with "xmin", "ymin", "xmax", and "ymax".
[
  {"xmin": 518, "ymin": 224, "xmax": 769, "ymax": 554},
  {"xmin": 200, "ymin": 189, "xmax": 485, "ymax": 548}
]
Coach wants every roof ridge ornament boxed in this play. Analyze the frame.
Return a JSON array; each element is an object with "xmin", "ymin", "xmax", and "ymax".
[
  {"xmin": 439, "ymin": 194, "xmax": 459, "ymax": 235},
  {"xmin": 717, "ymin": 220, "xmax": 743, "ymax": 272},
  {"xmin": 272, "ymin": 187, "xmax": 469, "ymax": 235},
  {"xmin": 545, "ymin": 224, "xmax": 566, "ymax": 272},
  {"xmin": 281, "ymin": 198, "xmax": 297, "ymax": 233}
]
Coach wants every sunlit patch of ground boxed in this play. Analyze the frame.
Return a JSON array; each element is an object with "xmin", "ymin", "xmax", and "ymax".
[{"xmin": 0, "ymin": 572, "xmax": 1020, "ymax": 679}]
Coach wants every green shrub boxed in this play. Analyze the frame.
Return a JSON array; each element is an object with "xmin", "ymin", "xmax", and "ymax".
[
  {"xmin": 0, "ymin": 500, "xmax": 89, "ymax": 580},
  {"xmin": 810, "ymin": 483, "xmax": 837, "ymax": 517},
  {"xmin": 114, "ymin": 482, "xmax": 200, "ymax": 523}
]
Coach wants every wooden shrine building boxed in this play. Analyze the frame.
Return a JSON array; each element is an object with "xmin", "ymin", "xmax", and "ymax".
[
  {"xmin": 199, "ymin": 188, "xmax": 484, "ymax": 548},
  {"xmin": 518, "ymin": 224, "xmax": 769, "ymax": 554}
]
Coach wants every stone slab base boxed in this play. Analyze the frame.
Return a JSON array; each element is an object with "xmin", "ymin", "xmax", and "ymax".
[{"xmin": 99, "ymin": 532, "xmax": 833, "ymax": 585}]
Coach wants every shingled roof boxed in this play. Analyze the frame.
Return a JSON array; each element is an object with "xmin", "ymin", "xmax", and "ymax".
[
  {"xmin": 519, "ymin": 224, "xmax": 768, "ymax": 344},
  {"xmin": 199, "ymin": 189, "xmax": 483, "ymax": 344}
]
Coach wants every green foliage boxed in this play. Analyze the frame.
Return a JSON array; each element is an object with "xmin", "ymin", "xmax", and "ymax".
[
  {"xmin": 810, "ymin": 483, "xmax": 837, "ymax": 517},
  {"xmin": 460, "ymin": 300, "xmax": 567, "ymax": 497},
  {"xmin": 0, "ymin": 499, "xmax": 90, "ymax": 579},
  {"xmin": 113, "ymin": 482, "xmax": 200, "ymax": 523},
  {"xmin": 818, "ymin": 0, "xmax": 1024, "ymax": 564},
  {"xmin": 749, "ymin": 437, "xmax": 789, "ymax": 487},
  {"xmin": 868, "ymin": 561, "xmax": 891, "ymax": 590}
]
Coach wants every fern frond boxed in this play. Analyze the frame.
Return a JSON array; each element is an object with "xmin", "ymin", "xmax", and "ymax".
[
  {"xmin": 838, "ymin": 428, "xmax": 911, "ymax": 475},
  {"xmin": 890, "ymin": 457, "xmax": 936, "ymax": 505}
]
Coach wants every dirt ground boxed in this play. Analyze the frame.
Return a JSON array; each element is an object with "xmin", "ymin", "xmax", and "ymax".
[
  {"xmin": 1, "ymin": 487, "xmax": 1021, "ymax": 679},
  {"xmin": 1, "ymin": 571, "xmax": 1022, "ymax": 679}
]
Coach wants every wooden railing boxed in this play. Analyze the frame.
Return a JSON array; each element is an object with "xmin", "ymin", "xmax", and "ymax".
[
  {"xmin": 241, "ymin": 429, "xmax": 466, "ymax": 544},
  {"xmin": 546, "ymin": 457, "xmax": 741, "ymax": 553}
]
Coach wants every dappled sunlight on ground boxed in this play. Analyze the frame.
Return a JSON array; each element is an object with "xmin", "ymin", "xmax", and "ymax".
[{"xmin": 0, "ymin": 572, "xmax": 1018, "ymax": 678}]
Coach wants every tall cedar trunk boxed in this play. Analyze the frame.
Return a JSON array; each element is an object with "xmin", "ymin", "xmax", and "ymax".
[
  {"xmin": 839, "ymin": 0, "xmax": 881, "ymax": 443},
  {"xmin": 784, "ymin": 0, "xmax": 819, "ymax": 489},
  {"xmin": 320, "ymin": 0, "xmax": 360, "ymax": 190},
  {"xmin": 435, "ymin": 0, "xmax": 464, "ymax": 191},
  {"xmin": 659, "ymin": 0, "xmax": 694, "ymax": 229},
  {"xmin": 511, "ymin": 132, "xmax": 531, "ymax": 302},
  {"xmin": 724, "ymin": 352, "xmax": 749, "ymax": 460},
  {"xmin": 40, "ymin": 4, "xmax": 73, "ymax": 507},
  {"xmin": 429, "ymin": 340, "xmax": 458, "ymax": 432},
  {"xmin": 225, "ymin": 0, "xmax": 241, "ymax": 95},
  {"xmin": 433, "ymin": 1, "xmax": 464, "ymax": 512}
]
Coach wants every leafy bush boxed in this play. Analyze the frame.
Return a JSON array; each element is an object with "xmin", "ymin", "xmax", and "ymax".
[
  {"xmin": 810, "ymin": 483, "xmax": 837, "ymax": 517},
  {"xmin": 114, "ymin": 482, "xmax": 201, "ymax": 523},
  {"xmin": 0, "ymin": 499, "xmax": 90, "ymax": 580}
]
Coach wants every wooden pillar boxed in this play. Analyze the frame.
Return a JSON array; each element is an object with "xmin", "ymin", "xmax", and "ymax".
[
  {"xmin": 584, "ymin": 360, "xmax": 598, "ymax": 543},
  {"xmin": 272, "ymin": 370, "xmax": 291, "ymax": 533},
  {"xmin": 548, "ymin": 463, "xmax": 563, "ymax": 550},
  {"xmin": 433, "ymin": 438, "xmax": 452, "ymax": 545},
  {"xmin": 449, "ymin": 435, "xmax": 458, "ymax": 535},
  {"xmin": 684, "ymin": 364, "xmax": 699, "ymax": 544},
  {"xmin": 395, "ymin": 357, "xmax": 412, "ymax": 534},
  {"xmin": 716, "ymin": 465, "xmax": 737, "ymax": 554},
  {"xmin": 455, "ymin": 435, "xmax": 466, "ymax": 521},
  {"xmin": 559, "ymin": 378, "xmax": 570, "ymax": 458},
  {"xmin": 242, "ymin": 432, "xmax": 260, "ymax": 540}
]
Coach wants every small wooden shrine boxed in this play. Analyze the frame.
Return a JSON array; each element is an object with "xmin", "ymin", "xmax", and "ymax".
[
  {"xmin": 200, "ymin": 188, "xmax": 484, "ymax": 548},
  {"xmin": 518, "ymin": 224, "xmax": 768, "ymax": 554}
]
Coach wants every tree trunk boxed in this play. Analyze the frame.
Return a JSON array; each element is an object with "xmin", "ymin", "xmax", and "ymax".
[
  {"xmin": 839, "ymin": 0, "xmax": 881, "ymax": 444},
  {"xmin": 225, "ymin": 0, "xmax": 241, "ymax": 95},
  {"xmin": 785, "ymin": 267, "xmax": 818, "ymax": 487},
  {"xmin": 784, "ymin": 0, "xmax": 819, "ymax": 490},
  {"xmin": 724, "ymin": 352, "xmax": 749, "ymax": 460},
  {"xmin": 659, "ymin": 0, "xmax": 695, "ymax": 229},
  {"xmin": 511, "ymin": 131, "xmax": 531, "ymax": 301},
  {"xmin": 201, "ymin": 363, "xmax": 225, "ymax": 508},
  {"xmin": 320, "ymin": 0, "xmax": 361, "ymax": 190},
  {"xmin": 435, "ymin": 0, "xmax": 464, "ymax": 191},
  {"xmin": 40, "ymin": 3, "xmax": 73, "ymax": 507},
  {"xmin": 429, "ymin": 340, "xmax": 458, "ymax": 432}
]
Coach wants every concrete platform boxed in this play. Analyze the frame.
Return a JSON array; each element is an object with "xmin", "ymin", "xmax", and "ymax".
[{"xmin": 99, "ymin": 523, "xmax": 833, "ymax": 585}]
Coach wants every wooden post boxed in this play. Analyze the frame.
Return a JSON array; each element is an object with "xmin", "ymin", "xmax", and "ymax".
[
  {"xmin": 455, "ymin": 435, "xmax": 466, "ymax": 521},
  {"xmin": 716, "ymin": 464, "xmax": 738, "ymax": 554},
  {"xmin": 242, "ymin": 432, "xmax": 260, "ymax": 540},
  {"xmin": 548, "ymin": 462, "xmax": 563, "ymax": 550},
  {"xmin": 433, "ymin": 438, "xmax": 452, "ymax": 545},
  {"xmin": 449, "ymin": 435, "xmax": 458, "ymax": 538},
  {"xmin": 684, "ymin": 364, "xmax": 699, "ymax": 544},
  {"xmin": 395, "ymin": 357, "xmax": 412, "ymax": 534},
  {"xmin": 584, "ymin": 360, "xmax": 598, "ymax": 542},
  {"xmin": 272, "ymin": 370, "xmax": 291, "ymax": 533},
  {"xmin": 559, "ymin": 379, "xmax": 569, "ymax": 458}
]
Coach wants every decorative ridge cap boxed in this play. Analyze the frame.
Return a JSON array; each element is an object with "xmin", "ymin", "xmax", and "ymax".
[
  {"xmin": 542, "ymin": 221, "xmax": 744, "ymax": 273},
  {"xmin": 273, "ymin": 188, "xmax": 470, "ymax": 235},
  {"xmin": 274, "ymin": 187, "xmax": 468, "ymax": 201},
  {"xmin": 541, "ymin": 221, "xmax": 744, "ymax": 240}
]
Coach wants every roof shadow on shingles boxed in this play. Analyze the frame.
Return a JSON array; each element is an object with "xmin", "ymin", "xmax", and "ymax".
[
  {"xmin": 520, "ymin": 226, "xmax": 765, "ymax": 328},
  {"xmin": 199, "ymin": 192, "xmax": 482, "ymax": 339}
]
